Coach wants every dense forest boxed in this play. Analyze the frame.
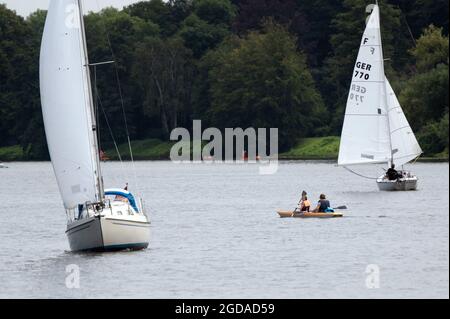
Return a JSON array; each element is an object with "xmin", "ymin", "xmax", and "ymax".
[{"xmin": 0, "ymin": 0, "xmax": 448, "ymax": 160}]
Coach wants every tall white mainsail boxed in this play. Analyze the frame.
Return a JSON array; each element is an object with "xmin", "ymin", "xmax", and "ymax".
[
  {"xmin": 40, "ymin": 0, "xmax": 103, "ymax": 210},
  {"xmin": 338, "ymin": 4, "xmax": 392, "ymax": 166},
  {"xmin": 338, "ymin": 4, "xmax": 422, "ymax": 167},
  {"xmin": 385, "ymin": 78, "xmax": 423, "ymax": 166}
]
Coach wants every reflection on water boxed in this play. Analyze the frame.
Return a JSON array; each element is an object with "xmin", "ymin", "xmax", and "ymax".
[{"xmin": 0, "ymin": 161, "xmax": 448, "ymax": 298}]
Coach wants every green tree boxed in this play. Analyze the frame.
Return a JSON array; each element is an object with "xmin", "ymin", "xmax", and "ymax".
[
  {"xmin": 411, "ymin": 25, "xmax": 449, "ymax": 72},
  {"xmin": 400, "ymin": 64, "xmax": 449, "ymax": 129},
  {"xmin": 20, "ymin": 10, "xmax": 49, "ymax": 159},
  {"xmin": 416, "ymin": 113, "xmax": 449, "ymax": 156},
  {"xmin": 206, "ymin": 22, "xmax": 326, "ymax": 151},
  {"xmin": 133, "ymin": 37, "xmax": 193, "ymax": 138},
  {"xmin": 232, "ymin": 0, "xmax": 342, "ymax": 68},
  {"xmin": 194, "ymin": 0, "xmax": 236, "ymax": 25},
  {"xmin": 125, "ymin": 0, "xmax": 187, "ymax": 37},
  {"xmin": 179, "ymin": 0, "xmax": 236, "ymax": 58},
  {"xmin": 400, "ymin": 25, "xmax": 449, "ymax": 156},
  {"xmin": 84, "ymin": 8, "xmax": 159, "ymax": 146},
  {"xmin": 394, "ymin": 0, "xmax": 449, "ymax": 38},
  {"xmin": 0, "ymin": 5, "xmax": 31, "ymax": 146},
  {"xmin": 400, "ymin": 26, "xmax": 449, "ymax": 137}
]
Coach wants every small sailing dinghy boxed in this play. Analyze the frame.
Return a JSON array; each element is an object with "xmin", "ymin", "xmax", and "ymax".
[
  {"xmin": 277, "ymin": 211, "xmax": 343, "ymax": 218},
  {"xmin": 338, "ymin": 3, "xmax": 422, "ymax": 191},
  {"xmin": 40, "ymin": 0, "xmax": 150, "ymax": 252}
]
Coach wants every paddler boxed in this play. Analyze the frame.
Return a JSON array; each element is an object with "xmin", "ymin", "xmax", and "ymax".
[
  {"xmin": 313, "ymin": 194, "xmax": 332, "ymax": 213},
  {"xmin": 296, "ymin": 191, "xmax": 311, "ymax": 212}
]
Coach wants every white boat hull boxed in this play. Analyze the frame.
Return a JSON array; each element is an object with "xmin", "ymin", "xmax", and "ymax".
[
  {"xmin": 67, "ymin": 216, "xmax": 150, "ymax": 252},
  {"xmin": 66, "ymin": 212, "xmax": 150, "ymax": 252},
  {"xmin": 376, "ymin": 174, "xmax": 418, "ymax": 191}
]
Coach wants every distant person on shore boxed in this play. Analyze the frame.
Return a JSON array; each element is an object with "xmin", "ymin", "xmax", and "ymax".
[{"xmin": 313, "ymin": 194, "xmax": 332, "ymax": 213}]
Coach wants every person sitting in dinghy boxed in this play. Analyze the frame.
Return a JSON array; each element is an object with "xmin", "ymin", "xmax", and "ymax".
[
  {"xmin": 386, "ymin": 164, "xmax": 400, "ymax": 181},
  {"xmin": 313, "ymin": 194, "xmax": 333, "ymax": 213}
]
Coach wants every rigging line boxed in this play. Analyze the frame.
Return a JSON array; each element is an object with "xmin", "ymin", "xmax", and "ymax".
[
  {"xmin": 411, "ymin": 155, "xmax": 421, "ymax": 165},
  {"xmin": 94, "ymin": 0, "xmax": 140, "ymax": 195},
  {"xmin": 96, "ymin": 92, "xmax": 128, "ymax": 186},
  {"xmin": 397, "ymin": 4, "xmax": 417, "ymax": 46},
  {"xmin": 94, "ymin": 66, "xmax": 101, "ymax": 155},
  {"xmin": 343, "ymin": 166, "xmax": 379, "ymax": 180},
  {"xmin": 97, "ymin": 92, "xmax": 124, "ymax": 165}
]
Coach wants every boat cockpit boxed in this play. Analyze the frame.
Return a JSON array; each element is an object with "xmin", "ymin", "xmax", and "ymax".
[{"xmin": 66, "ymin": 188, "xmax": 142, "ymax": 223}]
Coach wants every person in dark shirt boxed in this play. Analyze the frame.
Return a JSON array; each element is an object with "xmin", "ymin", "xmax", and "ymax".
[
  {"xmin": 313, "ymin": 194, "xmax": 331, "ymax": 213},
  {"xmin": 386, "ymin": 164, "xmax": 400, "ymax": 181}
]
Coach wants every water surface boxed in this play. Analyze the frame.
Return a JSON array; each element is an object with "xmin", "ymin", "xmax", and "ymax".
[{"xmin": 0, "ymin": 161, "xmax": 448, "ymax": 298}]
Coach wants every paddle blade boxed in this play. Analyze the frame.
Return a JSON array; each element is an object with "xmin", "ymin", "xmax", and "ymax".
[{"xmin": 334, "ymin": 206, "xmax": 348, "ymax": 210}]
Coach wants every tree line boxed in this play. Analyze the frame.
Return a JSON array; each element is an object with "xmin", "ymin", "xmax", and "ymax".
[{"xmin": 0, "ymin": 0, "xmax": 448, "ymax": 159}]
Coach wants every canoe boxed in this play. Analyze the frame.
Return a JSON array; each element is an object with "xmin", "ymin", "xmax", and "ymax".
[{"xmin": 277, "ymin": 211, "xmax": 343, "ymax": 218}]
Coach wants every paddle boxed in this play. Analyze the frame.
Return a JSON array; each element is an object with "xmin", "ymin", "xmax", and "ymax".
[{"xmin": 291, "ymin": 202, "xmax": 300, "ymax": 216}]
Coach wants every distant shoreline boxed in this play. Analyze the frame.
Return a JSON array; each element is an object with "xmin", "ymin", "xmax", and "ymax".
[
  {"xmin": 1, "ymin": 157, "xmax": 448, "ymax": 163},
  {"xmin": 1, "ymin": 136, "xmax": 448, "ymax": 163}
]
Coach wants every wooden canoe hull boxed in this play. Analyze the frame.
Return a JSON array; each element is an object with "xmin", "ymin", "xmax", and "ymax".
[{"xmin": 277, "ymin": 211, "xmax": 343, "ymax": 218}]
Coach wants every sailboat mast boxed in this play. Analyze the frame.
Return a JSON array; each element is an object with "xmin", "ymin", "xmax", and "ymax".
[
  {"xmin": 376, "ymin": 3, "xmax": 395, "ymax": 166},
  {"xmin": 77, "ymin": 0, "xmax": 105, "ymax": 202}
]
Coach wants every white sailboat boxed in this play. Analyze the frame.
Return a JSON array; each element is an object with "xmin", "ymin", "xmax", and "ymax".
[
  {"xmin": 40, "ymin": 0, "xmax": 150, "ymax": 251},
  {"xmin": 338, "ymin": 3, "xmax": 422, "ymax": 191}
]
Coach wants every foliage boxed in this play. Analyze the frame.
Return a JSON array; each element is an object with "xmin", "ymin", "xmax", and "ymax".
[
  {"xmin": 410, "ymin": 25, "xmax": 449, "ymax": 72},
  {"xmin": 280, "ymin": 136, "xmax": 340, "ymax": 159},
  {"xmin": 0, "ymin": 145, "xmax": 24, "ymax": 161},
  {"xmin": 400, "ymin": 25, "xmax": 449, "ymax": 156},
  {"xmin": 106, "ymin": 138, "xmax": 175, "ymax": 160},
  {"xmin": 205, "ymin": 22, "xmax": 326, "ymax": 151},
  {"xmin": 0, "ymin": 1, "xmax": 448, "ymax": 159},
  {"xmin": 416, "ymin": 113, "xmax": 449, "ymax": 156},
  {"xmin": 178, "ymin": 0, "xmax": 235, "ymax": 58},
  {"xmin": 400, "ymin": 63, "xmax": 449, "ymax": 130},
  {"xmin": 133, "ymin": 37, "xmax": 193, "ymax": 137}
]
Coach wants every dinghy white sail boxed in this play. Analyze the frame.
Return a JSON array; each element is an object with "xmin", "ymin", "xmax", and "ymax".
[
  {"xmin": 338, "ymin": 3, "xmax": 422, "ymax": 191},
  {"xmin": 40, "ymin": 0, "xmax": 150, "ymax": 251}
]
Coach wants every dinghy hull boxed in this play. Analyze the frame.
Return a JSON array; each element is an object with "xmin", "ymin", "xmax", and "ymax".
[
  {"xmin": 66, "ymin": 215, "xmax": 150, "ymax": 252},
  {"xmin": 277, "ymin": 211, "xmax": 343, "ymax": 218},
  {"xmin": 376, "ymin": 175, "xmax": 418, "ymax": 191}
]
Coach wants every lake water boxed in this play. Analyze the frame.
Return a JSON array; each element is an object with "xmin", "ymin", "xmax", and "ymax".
[{"xmin": 0, "ymin": 161, "xmax": 448, "ymax": 299}]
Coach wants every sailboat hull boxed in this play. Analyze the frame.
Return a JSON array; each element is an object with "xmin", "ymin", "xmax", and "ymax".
[
  {"xmin": 66, "ymin": 215, "xmax": 150, "ymax": 252},
  {"xmin": 376, "ymin": 175, "xmax": 418, "ymax": 191}
]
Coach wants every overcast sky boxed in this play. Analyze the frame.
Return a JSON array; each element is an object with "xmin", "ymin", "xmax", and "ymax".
[{"xmin": 0, "ymin": 0, "xmax": 145, "ymax": 17}]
